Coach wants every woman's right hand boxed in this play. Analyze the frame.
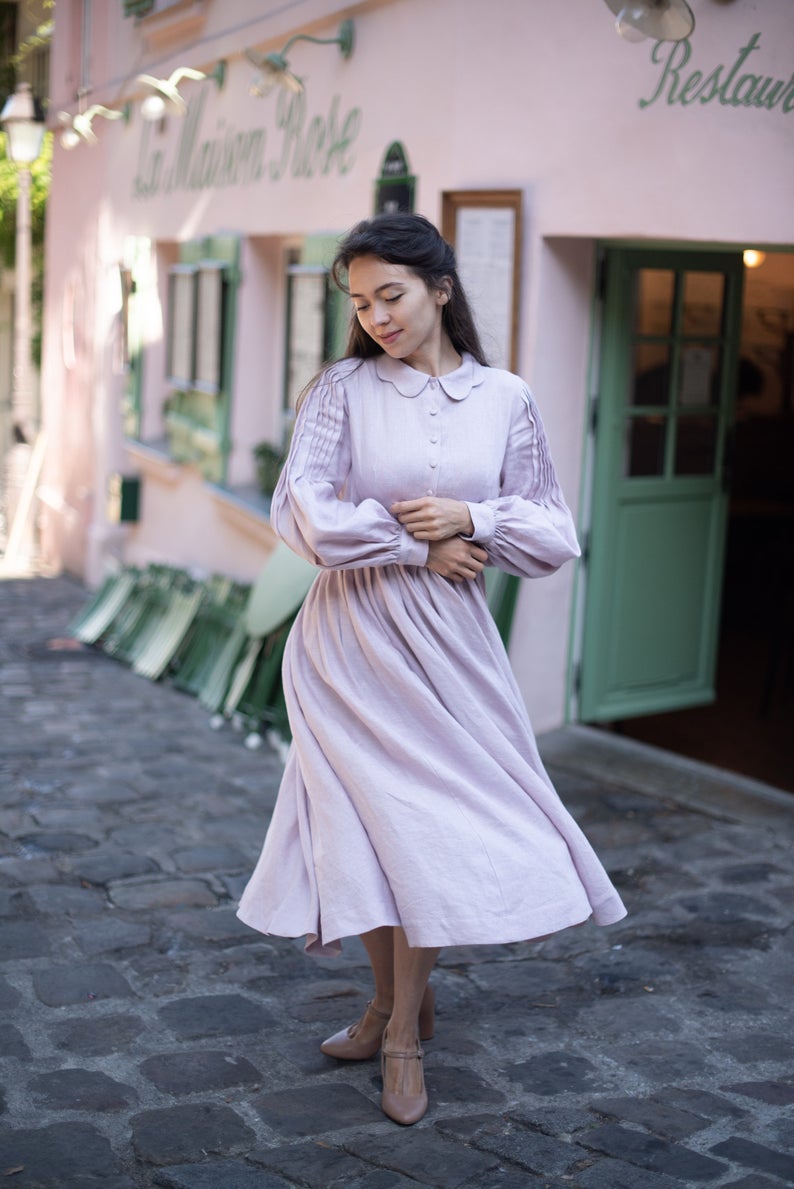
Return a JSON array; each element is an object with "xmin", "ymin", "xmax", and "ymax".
[{"xmin": 426, "ymin": 538, "xmax": 488, "ymax": 582}]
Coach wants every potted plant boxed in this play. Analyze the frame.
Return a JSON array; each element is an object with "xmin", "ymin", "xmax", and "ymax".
[{"xmin": 253, "ymin": 441, "xmax": 285, "ymax": 497}]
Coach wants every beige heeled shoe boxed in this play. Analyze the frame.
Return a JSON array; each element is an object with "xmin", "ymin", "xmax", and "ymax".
[
  {"xmin": 320, "ymin": 984, "xmax": 435, "ymax": 1060},
  {"xmin": 380, "ymin": 1035, "xmax": 427, "ymax": 1125}
]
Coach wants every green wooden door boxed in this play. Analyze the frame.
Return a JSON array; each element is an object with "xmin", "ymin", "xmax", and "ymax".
[{"xmin": 579, "ymin": 248, "xmax": 744, "ymax": 721}]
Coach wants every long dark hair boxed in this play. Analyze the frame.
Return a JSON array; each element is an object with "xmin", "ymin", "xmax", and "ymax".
[{"xmin": 331, "ymin": 213, "xmax": 488, "ymax": 366}]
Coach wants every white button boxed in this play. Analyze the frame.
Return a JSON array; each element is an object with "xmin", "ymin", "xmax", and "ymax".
[
  {"xmin": 429, "ymin": 379, "xmax": 438, "ymax": 388},
  {"xmin": 429, "ymin": 460, "xmax": 437, "ymax": 468},
  {"xmin": 426, "ymin": 489, "xmax": 433, "ymax": 495},
  {"xmin": 429, "ymin": 407, "xmax": 439, "ymax": 416},
  {"xmin": 430, "ymin": 435, "xmax": 439, "ymax": 444}
]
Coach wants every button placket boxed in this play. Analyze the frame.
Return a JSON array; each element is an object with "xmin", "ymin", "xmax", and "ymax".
[{"xmin": 427, "ymin": 391, "xmax": 440, "ymax": 485}]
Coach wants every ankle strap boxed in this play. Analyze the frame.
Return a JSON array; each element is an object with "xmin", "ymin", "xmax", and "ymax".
[{"xmin": 365, "ymin": 1000, "xmax": 391, "ymax": 1021}]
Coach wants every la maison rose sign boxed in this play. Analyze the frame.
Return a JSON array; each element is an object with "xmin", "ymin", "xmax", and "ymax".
[{"xmin": 133, "ymin": 87, "xmax": 362, "ymax": 199}]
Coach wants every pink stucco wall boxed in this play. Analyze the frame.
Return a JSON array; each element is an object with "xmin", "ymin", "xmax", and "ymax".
[{"xmin": 40, "ymin": 0, "xmax": 794, "ymax": 730}]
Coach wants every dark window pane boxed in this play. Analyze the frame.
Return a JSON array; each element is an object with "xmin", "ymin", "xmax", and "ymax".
[
  {"xmin": 631, "ymin": 343, "xmax": 671, "ymax": 406},
  {"xmin": 634, "ymin": 269, "xmax": 674, "ymax": 336},
  {"xmin": 675, "ymin": 416, "xmax": 718, "ymax": 475},
  {"xmin": 625, "ymin": 416, "xmax": 666, "ymax": 477},
  {"xmin": 681, "ymin": 272, "xmax": 724, "ymax": 336}
]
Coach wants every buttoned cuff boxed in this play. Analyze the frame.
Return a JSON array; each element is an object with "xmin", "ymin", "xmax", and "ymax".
[
  {"xmin": 399, "ymin": 530, "xmax": 430, "ymax": 567},
  {"xmin": 462, "ymin": 502, "xmax": 495, "ymax": 544}
]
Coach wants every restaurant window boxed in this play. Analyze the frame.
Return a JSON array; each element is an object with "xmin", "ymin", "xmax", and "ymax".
[
  {"xmin": 282, "ymin": 238, "xmax": 348, "ymax": 443},
  {"xmin": 163, "ymin": 236, "xmax": 239, "ymax": 483}
]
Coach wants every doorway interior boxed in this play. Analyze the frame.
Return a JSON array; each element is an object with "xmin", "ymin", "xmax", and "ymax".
[{"xmin": 613, "ymin": 250, "xmax": 794, "ymax": 793}]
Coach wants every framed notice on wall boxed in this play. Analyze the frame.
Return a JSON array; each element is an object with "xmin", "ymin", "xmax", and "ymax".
[{"xmin": 441, "ymin": 190, "xmax": 522, "ymax": 372}]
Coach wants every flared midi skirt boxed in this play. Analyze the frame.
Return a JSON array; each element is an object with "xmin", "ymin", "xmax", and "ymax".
[{"xmin": 237, "ymin": 564, "xmax": 626, "ymax": 956}]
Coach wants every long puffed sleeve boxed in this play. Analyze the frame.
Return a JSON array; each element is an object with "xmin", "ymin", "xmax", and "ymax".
[
  {"xmin": 270, "ymin": 367, "xmax": 429, "ymax": 570},
  {"xmin": 464, "ymin": 387, "xmax": 581, "ymax": 578}
]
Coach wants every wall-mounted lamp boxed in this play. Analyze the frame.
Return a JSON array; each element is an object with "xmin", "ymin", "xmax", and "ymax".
[
  {"xmin": 246, "ymin": 19, "xmax": 354, "ymax": 98},
  {"xmin": 603, "ymin": 0, "xmax": 695, "ymax": 42},
  {"xmin": 56, "ymin": 103, "xmax": 131, "ymax": 150},
  {"xmin": 1, "ymin": 81, "xmax": 45, "ymax": 164},
  {"xmin": 743, "ymin": 250, "xmax": 766, "ymax": 270},
  {"xmin": 0, "ymin": 81, "xmax": 46, "ymax": 497},
  {"xmin": 136, "ymin": 60, "xmax": 226, "ymax": 121}
]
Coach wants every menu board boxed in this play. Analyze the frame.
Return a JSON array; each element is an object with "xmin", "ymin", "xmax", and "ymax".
[{"xmin": 442, "ymin": 191, "xmax": 522, "ymax": 372}]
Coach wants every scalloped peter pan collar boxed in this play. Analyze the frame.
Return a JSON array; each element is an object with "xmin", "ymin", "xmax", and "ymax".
[{"xmin": 374, "ymin": 352, "xmax": 485, "ymax": 400}]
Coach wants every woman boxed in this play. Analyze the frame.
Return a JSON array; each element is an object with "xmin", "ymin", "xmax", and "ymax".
[{"xmin": 238, "ymin": 213, "xmax": 626, "ymax": 1126}]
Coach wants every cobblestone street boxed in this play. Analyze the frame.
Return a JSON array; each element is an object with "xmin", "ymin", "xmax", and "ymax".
[{"xmin": 1, "ymin": 574, "xmax": 793, "ymax": 1188}]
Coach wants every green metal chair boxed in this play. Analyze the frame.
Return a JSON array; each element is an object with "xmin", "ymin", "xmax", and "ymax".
[
  {"xmin": 171, "ymin": 577, "xmax": 251, "ymax": 700},
  {"xmin": 132, "ymin": 574, "xmax": 205, "ymax": 680},
  {"xmin": 219, "ymin": 542, "xmax": 317, "ymax": 742},
  {"xmin": 69, "ymin": 568, "xmax": 141, "ymax": 644},
  {"xmin": 95, "ymin": 569, "xmax": 159, "ymax": 661},
  {"xmin": 485, "ymin": 569, "xmax": 521, "ymax": 649}
]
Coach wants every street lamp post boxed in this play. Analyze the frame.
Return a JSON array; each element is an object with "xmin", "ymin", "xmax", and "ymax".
[{"xmin": 0, "ymin": 82, "xmax": 46, "ymax": 562}]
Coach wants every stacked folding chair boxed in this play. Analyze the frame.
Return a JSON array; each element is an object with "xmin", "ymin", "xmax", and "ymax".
[
  {"xmin": 218, "ymin": 542, "xmax": 316, "ymax": 745},
  {"xmin": 67, "ymin": 545, "xmax": 317, "ymax": 749}
]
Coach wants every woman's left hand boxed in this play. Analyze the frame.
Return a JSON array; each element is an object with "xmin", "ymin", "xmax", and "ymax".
[{"xmin": 391, "ymin": 497, "xmax": 474, "ymax": 541}]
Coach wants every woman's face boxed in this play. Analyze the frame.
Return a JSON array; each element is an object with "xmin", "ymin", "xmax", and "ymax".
[{"xmin": 348, "ymin": 255, "xmax": 448, "ymax": 371}]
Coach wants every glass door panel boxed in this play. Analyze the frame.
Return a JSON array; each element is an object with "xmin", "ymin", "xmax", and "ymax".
[
  {"xmin": 681, "ymin": 272, "xmax": 725, "ymax": 336},
  {"xmin": 674, "ymin": 415, "xmax": 718, "ymax": 475},
  {"xmin": 676, "ymin": 343, "xmax": 721, "ymax": 408},
  {"xmin": 633, "ymin": 268, "xmax": 675, "ymax": 335},
  {"xmin": 624, "ymin": 266, "xmax": 732, "ymax": 482},
  {"xmin": 632, "ymin": 343, "xmax": 671, "ymax": 406},
  {"xmin": 625, "ymin": 417, "xmax": 667, "ymax": 477}
]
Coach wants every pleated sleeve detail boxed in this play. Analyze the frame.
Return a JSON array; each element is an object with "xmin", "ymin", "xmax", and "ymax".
[
  {"xmin": 270, "ymin": 365, "xmax": 429, "ymax": 570},
  {"xmin": 464, "ymin": 386, "xmax": 581, "ymax": 578}
]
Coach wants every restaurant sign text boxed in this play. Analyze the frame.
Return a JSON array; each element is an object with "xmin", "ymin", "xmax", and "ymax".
[{"xmin": 640, "ymin": 33, "xmax": 794, "ymax": 113}]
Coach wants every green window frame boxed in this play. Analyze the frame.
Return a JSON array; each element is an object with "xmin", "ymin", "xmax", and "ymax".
[
  {"xmin": 119, "ymin": 263, "xmax": 143, "ymax": 438},
  {"xmin": 163, "ymin": 236, "xmax": 239, "ymax": 484}
]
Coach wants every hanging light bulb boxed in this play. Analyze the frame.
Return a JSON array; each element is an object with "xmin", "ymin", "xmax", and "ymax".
[
  {"xmin": 615, "ymin": 4, "xmax": 652, "ymax": 40},
  {"xmin": 59, "ymin": 126, "xmax": 82, "ymax": 150},
  {"xmin": 140, "ymin": 93, "xmax": 167, "ymax": 122},
  {"xmin": 56, "ymin": 104, "xmax": 130, "ymax": 149},
  {"xmin": 248, "ymin": 68, "xmax": 274, "ymax": 100},
  {"xmin": 605, "ymin": 0, "xmax": 694, "ymax": 42},
  {"xmin": 246, "ymin": 50, "xmax": 304, "ymax": 97},
  {"xmin": 137, "ymin": 62, "xmax": 225, "ymax": 122}
]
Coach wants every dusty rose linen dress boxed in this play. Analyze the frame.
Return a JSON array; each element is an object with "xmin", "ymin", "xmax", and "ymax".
[{"xmin": 237, "ymin": 353, "xmax": 626, "ymax": 955}]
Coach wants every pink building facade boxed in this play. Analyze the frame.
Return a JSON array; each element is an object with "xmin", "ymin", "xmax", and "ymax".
[{"xmin": 40, "ymin": 0, "xmax": 794, "ymax": 743}]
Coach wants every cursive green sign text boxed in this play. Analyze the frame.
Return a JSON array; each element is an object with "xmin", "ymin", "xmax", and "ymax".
[
  {"xmin": 640, "ymin": 33, "xmax": 794, "ymax": 112},
  {"xmin": 134, "ymin": 88, "xmax": 362, "ymax": 200}
]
